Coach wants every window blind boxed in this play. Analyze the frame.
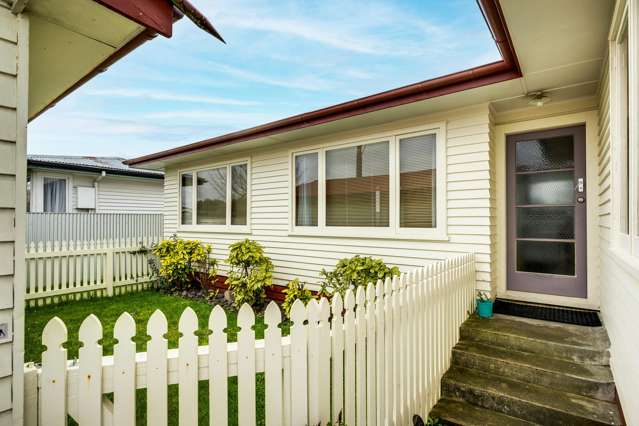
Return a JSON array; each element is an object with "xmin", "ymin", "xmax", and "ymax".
[
  {"xmin": 326, "ymin": 141, "xmax": 389, "ymax": 227},
  {"xmin": 399, "ymin": 134, "xmax": 436, "ymax": 228}
]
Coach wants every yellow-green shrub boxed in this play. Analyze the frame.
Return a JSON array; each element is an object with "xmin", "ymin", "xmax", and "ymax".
[
  {"xmin": 226, "ymin": 239, "xmax": 273, "ymax": 307},
  {"xmin": 282, "ymin": 278, "xmax": 315, "ymax": 316},
  {"xmin": 151, "ymin": 235, "xmax": 217, "ymax": 290}
]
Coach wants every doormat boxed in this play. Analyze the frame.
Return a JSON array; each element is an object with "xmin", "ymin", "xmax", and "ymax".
[{"xmin": 493, "ymin": 299, "xmax": 602, "ymax": 327}]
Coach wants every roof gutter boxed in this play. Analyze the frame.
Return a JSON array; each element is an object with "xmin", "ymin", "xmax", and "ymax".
[
  {"xmin": 127, "ymin": 0, "xmax": 521, "ymax": 167},
  {"xmin": 27, "ymin": 160, "xmax": 164, "ymax": 179}
]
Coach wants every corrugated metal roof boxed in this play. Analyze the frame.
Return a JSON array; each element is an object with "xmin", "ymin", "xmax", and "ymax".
[{"xmin": 27, "ymin": 155, "xmax": 164, "ymax": 178}]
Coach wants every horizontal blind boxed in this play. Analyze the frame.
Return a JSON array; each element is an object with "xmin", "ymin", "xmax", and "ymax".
[
  {"xmin": 326, "ymin": 141, "xmax": 389, "ymax": 227},
  {"xmin": 399, "ymin": 134, "xmax": 436, "ymax": 228}
]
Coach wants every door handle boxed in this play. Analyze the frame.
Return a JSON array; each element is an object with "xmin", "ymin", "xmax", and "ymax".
[{"xmin": 576, "ymin": 177, "xmax": 584, "ymax": 193}]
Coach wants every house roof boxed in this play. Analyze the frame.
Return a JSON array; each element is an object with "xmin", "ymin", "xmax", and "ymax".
[
  {"xmin": 27, "ymin": 155, "xmax": 164, "ymax": 179},
  {"xmin": 126, "ymin": 0, "xmax": 521, "ymax": 167}
]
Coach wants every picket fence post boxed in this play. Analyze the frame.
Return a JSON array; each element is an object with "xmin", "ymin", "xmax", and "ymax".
[{"xmin": 105, "ymin": 243, "xmax": 114, "ymax": 296}]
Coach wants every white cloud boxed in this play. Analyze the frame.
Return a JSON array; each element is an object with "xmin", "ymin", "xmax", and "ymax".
[
  {"xmin": 144, "ymin": 109, "xmax": 284, "ymax": 127},
  {"xmin": 208, "ymin": 62, "xmax": 335, "ymax": 91},
  {"xmin": 85, "ymin": 88, "xmax": 260, "ymax": 106},
  {"xmin": 202, "ymin": 0, "xmax": 461, "ymax": 57}
]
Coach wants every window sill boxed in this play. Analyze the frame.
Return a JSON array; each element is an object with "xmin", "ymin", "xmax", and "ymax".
[
  {"xmin": 178, "ymin": 225, "xmax": 252, "ymax": 234},
  {"xmin": 288, "ymin": 229, "xmax": 449, "ymax": 242}
]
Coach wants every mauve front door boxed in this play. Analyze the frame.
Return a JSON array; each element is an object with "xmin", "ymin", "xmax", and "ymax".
[{"xmin": 507, "ymin": 125, "xmax": 587, "ymax": 298}]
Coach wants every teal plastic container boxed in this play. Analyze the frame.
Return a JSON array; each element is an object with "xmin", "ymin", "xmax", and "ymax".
[{"xmin": 477, "ymin": 300, "xmax": 493, "ymax": 318}]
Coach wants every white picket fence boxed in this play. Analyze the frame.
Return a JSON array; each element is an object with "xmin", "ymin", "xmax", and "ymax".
[
  {"xmin": 24, "ymin": 254, "xmax": 476, "ymax": 426},
  {"xmin": 25, "ymin": 238, "xmax": 157, "ymax": 305}
]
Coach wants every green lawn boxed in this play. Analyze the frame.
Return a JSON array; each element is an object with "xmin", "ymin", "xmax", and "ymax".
[{"xmin": 25, "ymin": 291, "xmax": 287, "ymax": 425}]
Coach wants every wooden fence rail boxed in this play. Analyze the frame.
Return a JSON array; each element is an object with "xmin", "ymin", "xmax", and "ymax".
[
  {"xmin": 24, "ymin": 253, "xmax": 476, "ymax": 426},
  {"xmin": 25, "ymin": 238, "xmax": 158, "ymax": 305}
]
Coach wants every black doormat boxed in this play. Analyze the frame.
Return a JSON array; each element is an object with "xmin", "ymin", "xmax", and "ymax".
[{"xmin": 493, "ymin": 299, "xmax": 602, "ymax": 327}]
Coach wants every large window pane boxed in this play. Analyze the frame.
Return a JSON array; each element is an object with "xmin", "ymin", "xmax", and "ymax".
[
  {"xmin": 326, "ymin": 141, "xmax": 389, "ymax": 227},
  {"xmin": 515, "ymin": 137, "xmax": 574, "ymax": 172},
  {"xmin": 295, "ymin": 153, "xmax": 318, "ymax": 226},
  {"xmin": 231, "ymin": 164, "xmax": 248, "ymax": 225},
  {"xmin": 400, "ymin": 134, "xmax": 436, "ymax": 228},
  {"xmin": 197, "ymin": 167, "xmax": 227, "ymax": 225},
  {"xmin": 181, "ymin": 172, "xmax": 193, "ymax": 225},
  {"xmin": 516, "ymin": 171, "xmax": 574, "ymax": 205},
  {"xmin": 517, "ymin": 206, "xmax": 574, "ymax": 239},
  {"xmin": 517, "ymin": 240, "xmax": 575, "ymax": 276},
  {"xmin": 43, "ymin": 177, "xmax": 66, "ymax": 213}
]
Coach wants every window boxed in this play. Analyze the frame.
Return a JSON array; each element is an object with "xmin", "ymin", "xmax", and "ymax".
[
  {"xmin": 294, "ymin": 153, "xmax": 318, "ymax": 226},
  {"xmin": 399, "ymin": 134, "xmax": 436, "ymax": 228},
  {"xmin": 291, "ymin": 125, "xmax": 445, "ymax": 238},
  {"xmin": 179, "ymin": 161, "xmax": 249, "ymax": 230},
  {"xmin": 231, "ymin": 164, "xmax": 248, "ymax": 225},
  {"xmin": 619, "ymin": 27, "xmax": 630, "ymax": 235},
  {"xmin": 326, "ymin": 141, "xmax": 389, "ymax": 227},
  {"xmin": 181, "ymin": 173, "xmax": 193, "ymax": 225},
  {"xmin": 26, "ymin": 174, "xmax": 31, "ymax": 213},
  {"xmin": 43, "ymin": 177, "xmax": 66, "ymax": 213}
]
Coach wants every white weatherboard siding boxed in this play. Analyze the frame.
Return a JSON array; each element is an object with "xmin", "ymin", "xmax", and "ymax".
[
  {"xmin": 164, "ymin": 105, "xmax": 495, "ymax": 291},
  {"xmin": 97, "ymin": 176, "xmax": 163, "ymax": 213},
  {"xmin": 0, "ymin": 6, "xmax": 27, "ymax": 425},
  {"xmin": 598, "ymin": 32, "xmax": 639, "ymax": 424}
]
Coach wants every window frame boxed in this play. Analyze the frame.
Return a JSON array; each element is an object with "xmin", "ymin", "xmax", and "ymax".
[
  {"xmin": 611, "ymin": 1, "xmax": 639, "ymax": 256},
  {"xmin": 289, "ymin": 122, "xmax": 447, "ymax": 240},
  {"xmin": 178, "ymin": 158, "xmax": 251, "ymax": 233}
]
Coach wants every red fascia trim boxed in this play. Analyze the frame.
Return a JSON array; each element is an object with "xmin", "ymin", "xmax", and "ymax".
[
  {"xmin": 94, "ymin": 0, "xmax": 174, "ymax": 38},
  {"xmin": 125, "ymin": 0, "xmax": 521, "ymax": 166}
]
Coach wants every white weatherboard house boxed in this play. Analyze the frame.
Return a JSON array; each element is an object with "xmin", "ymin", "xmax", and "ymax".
[
  {"xmin": 129, "ymin": 0, "xmax": 639, "ymax": 422},
  {"xmin": 27, "ymin": 155, "xmax": 164, "ymax": 214}
]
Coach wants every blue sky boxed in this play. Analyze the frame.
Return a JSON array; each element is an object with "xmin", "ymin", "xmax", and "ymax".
[{"xmin": 27, "ymin": 0, "xmax": 499, "ymax": 159}]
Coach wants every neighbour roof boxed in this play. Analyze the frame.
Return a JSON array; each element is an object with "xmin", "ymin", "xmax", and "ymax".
[
  {"xmin": 126, "ymin": 0, "xmax": 521, "ymax": 167},
  {"xmin": 27, "ymin": 155, "xmax": 164, "ymax": 179}
]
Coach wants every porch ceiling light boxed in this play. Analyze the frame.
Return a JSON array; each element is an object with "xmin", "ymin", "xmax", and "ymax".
[{"xmin": 527, "ymin": 91, "xmax": 551, "ymax": 107}]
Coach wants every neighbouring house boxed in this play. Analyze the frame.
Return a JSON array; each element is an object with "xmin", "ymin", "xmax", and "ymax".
[
  {"xmin": 128, "ymin": 0, "xmax": 639, "ymax": 422},
  {"xmin": 26, "ymin": 155, "xmax": 164, "ymax": 214},
  {"xmin": 0, "ymin": 0, "xmax": 222, "ymax": 423}
]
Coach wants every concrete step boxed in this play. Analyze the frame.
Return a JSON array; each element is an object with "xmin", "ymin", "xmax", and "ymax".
[
  {"xmin": 429, "ymin": 398, "xmax": 538, "ymax": 426},
  {"xmin": 460, "ymin": 315, "xmax": 610, "ymax": 365},
  {"xmin": 441, "ymin": 367, "xmax": 623, "ymax": 425},
  {"xmin": 452, "ymin": 340, "xmax": 616, "ymax": 401}
]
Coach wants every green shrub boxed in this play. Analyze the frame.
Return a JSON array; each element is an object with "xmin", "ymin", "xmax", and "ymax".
[
  {"xmin": 319, "ymin": 255, "xmax": 400, "ymax": 297},
  {"xmin": 150, "ymin": 235, "xmax": 217, "ymax": 291},
  {"xmin": 282, "ymin": 278, "xmax": 315, "ymax": 316},
  {"xmin": 226, "ymin": 239, "xmax": 273, "ymax": 307}
]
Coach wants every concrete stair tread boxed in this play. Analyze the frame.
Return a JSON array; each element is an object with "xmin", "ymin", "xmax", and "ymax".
[
  {"xmin": 454, "ymin": 340, "xmax": 614, "ymax": 384},
  {"xmin": 462, "ymin": 315, "xmax": 609, "ymax": 351},
  {"xmin": 429, "ymin": 398, "xmax": 538, "ymax": 426},
  {"xmin": 442, "ymin": 367, "xmax": 622, "ymax": 425}
]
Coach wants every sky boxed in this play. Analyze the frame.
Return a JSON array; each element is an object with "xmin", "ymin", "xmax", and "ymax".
[{"xmin": 27, "ymin": 0, "xmax": 500, "ymax": 159}]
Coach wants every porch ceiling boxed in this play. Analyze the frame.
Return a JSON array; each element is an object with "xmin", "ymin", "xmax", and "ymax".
[
  {"xmin": 492, "ymin": 0, "xmax": 614, "ymax": 112},
  {"xmin": 26, "ymin": 0, "xmax": 147, "ymax": 119}
]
